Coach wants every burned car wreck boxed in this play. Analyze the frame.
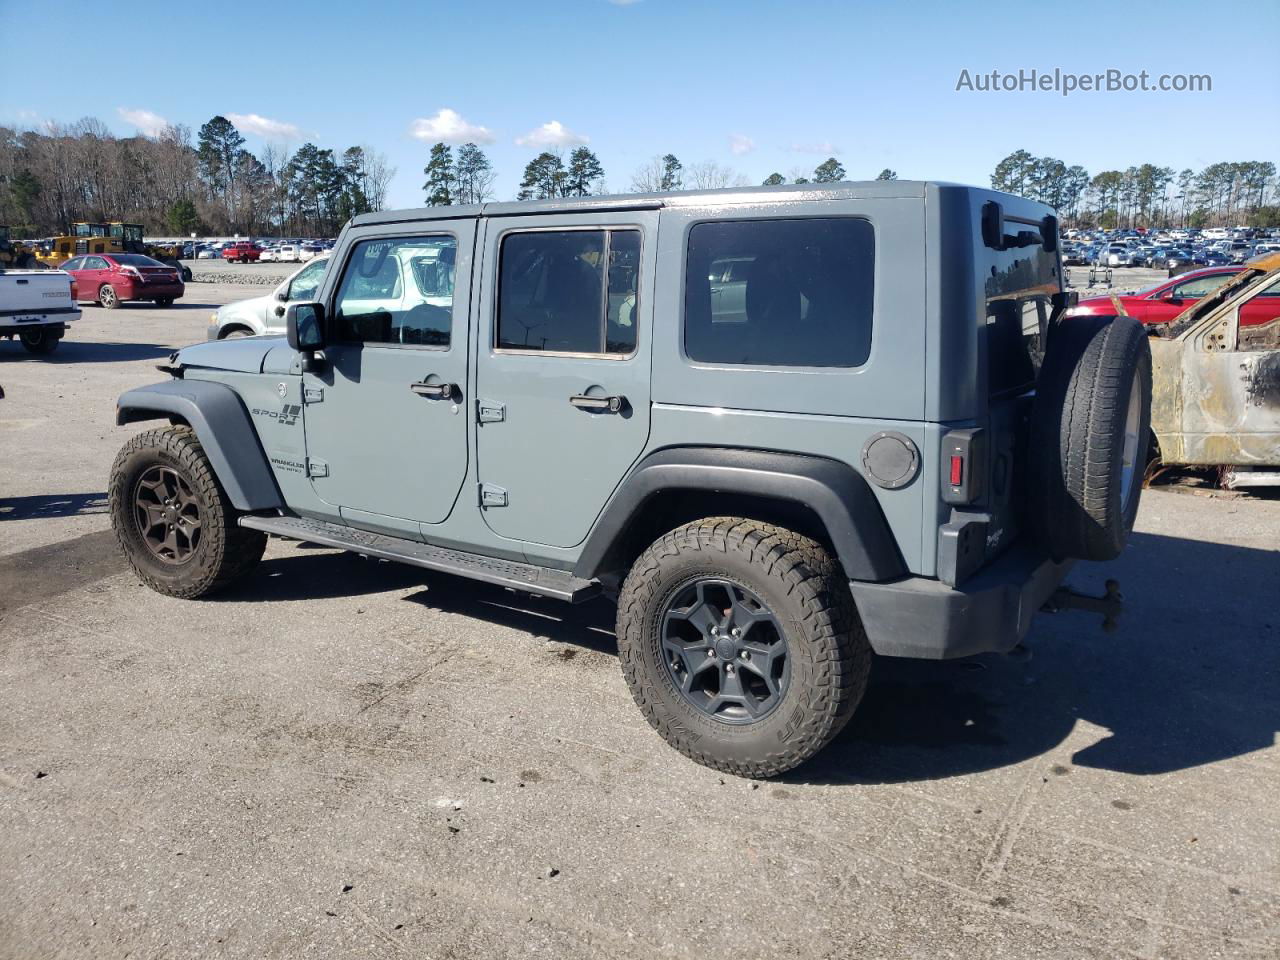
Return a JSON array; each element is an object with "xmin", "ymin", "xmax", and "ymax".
[{"xmin": 1146, "ymin": 252, "xmax": 1280, "ymax": 488}]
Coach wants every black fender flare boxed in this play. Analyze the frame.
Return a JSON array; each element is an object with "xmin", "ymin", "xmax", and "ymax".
[
  {"xmin": 573, "ymin": 446, "xmax": 905, "ymax": 582},
  {"xmin": 115, "ymin": 379, "xmax": 284, "ymax": 511}
]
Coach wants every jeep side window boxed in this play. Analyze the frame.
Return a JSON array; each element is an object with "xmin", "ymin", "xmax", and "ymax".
[
  {"xmin": 683, "ymin": 218, "xmax": 874, "ymax": 367},
  {"xmin": 333, "ymin": 236, "xmax": 457, "ymax": 347},
  {"xmin": 497, "ymin": 229, "xmax": 640, "ymax": 355}
]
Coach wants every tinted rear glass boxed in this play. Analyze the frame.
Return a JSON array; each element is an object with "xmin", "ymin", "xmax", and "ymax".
[
  {"xmin": 684, "ymin": 218, "xmax": 874, "ymax": 367},
  {"xmin": 112, "ymin": 254, "xmax": 164, "ymax": 267}
]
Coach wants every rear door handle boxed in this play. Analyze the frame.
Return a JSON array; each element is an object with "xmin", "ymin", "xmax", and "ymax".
[
  {"xmin": 410, "ymin": 381, "xmax": 457, "ymax": 399},
  {"xmin": 569, "ymin": 393, "xmax": 626, "ymax": 413}
]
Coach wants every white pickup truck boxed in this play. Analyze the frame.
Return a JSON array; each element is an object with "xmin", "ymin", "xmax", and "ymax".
[{"xmin": 0, "ymin": 268, "xmax": 79, "ymax": 355}]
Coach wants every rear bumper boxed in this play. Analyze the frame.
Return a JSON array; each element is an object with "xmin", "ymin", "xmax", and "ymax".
[
  {"xmin": 848, "ymin": 544, "xmax": 1073, "ymax": 659},
  {"xmin": 126, "ymin": 282, "xmax": 184, "ymax": 300}
]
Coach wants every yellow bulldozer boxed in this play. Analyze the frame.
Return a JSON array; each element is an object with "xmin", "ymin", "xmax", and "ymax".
[
  {"xmin": 39, "ymin": 222, "xmax": 191, "ymax": 281},
  {"xmin": 0, "ymin": 225, "xmax": 41, "ymax": 269}
]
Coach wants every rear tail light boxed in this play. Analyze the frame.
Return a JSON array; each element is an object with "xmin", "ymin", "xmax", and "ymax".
[{"xmin": 942, "ymin": 428, "xmax": 987, "ymax": 505}]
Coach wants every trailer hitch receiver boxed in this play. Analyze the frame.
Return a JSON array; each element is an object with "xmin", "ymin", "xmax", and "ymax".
[{"xmin": 1042, "ymin": 579, "xmax": 1123, "ymax": 633}]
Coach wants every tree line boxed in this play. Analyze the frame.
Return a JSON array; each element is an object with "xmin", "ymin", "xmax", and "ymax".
[
  {"xmin": 990, "ymin": 149, "xmax": 1279, "ymax": 229},
  {"xmin": 0, "ymin": 115, "xmax": 394, "ymax": 238},
  {"xmin": 419, "ymin": 145, "xmax": 890, "ymax": 206},
  {"xmin": 10, "ymin": 115, "xmax": 1269, "ymax": 237}
]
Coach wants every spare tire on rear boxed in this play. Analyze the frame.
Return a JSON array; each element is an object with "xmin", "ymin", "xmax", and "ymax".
[{"xmin": 1026, "ymin": 313, "xmax": 1151, "ymax": 562}]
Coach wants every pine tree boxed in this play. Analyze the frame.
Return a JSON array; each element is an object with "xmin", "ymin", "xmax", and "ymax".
[
  {"xmin": 517, "ymin": 152, "xmax": 567, "ymax": 200},
  {"xmin": 876, "ymin": 169, "xmax": 898, "ymax": 181},
  {"xmin": 660, "ymin": 154, "xmax": 682, "ymax": 191},
  {"xmin": 813, "ymin": 157, "xmax": 846, "ymax": 183},
  {"xmin": 454, "ymin": 143, "xmax": 495, "ymax": 205},
  {"xmin": 762, "ymin": 173, "xmax": 785, "ymax": 186},
  {"xmin": 423, "ymin": 142, "xmax": 456, "ymax": 206},
  {"xmin": 566, "ymin": 147, "xmax": 604, "ymax": 196}
]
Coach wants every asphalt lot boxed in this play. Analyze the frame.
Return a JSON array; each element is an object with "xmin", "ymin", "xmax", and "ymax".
[{"xmin": 1, "ymin": 286, "xmax": 1278, "ymax": 959}]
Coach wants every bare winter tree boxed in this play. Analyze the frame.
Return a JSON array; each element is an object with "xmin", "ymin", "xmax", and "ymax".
[
  {"xmin": 630, "ymin": 156, "xmax": 666, "ymax": 193},
  {"xmin": 687, "ymin": 161, "xmax": 748, "ymax": 190},
  {"xmin": 360, "ymin": 146, "xmax": 396, "ymax": 211}
]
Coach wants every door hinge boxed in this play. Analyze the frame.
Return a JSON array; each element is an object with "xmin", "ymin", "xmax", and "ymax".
[
  {"xmin": 479, "ymin": 482, "xmax": 507, "ymax": 507},
  {"xmin": 477, "ymin": 398, "xmax": 505, "ymax": 423},
  {"xmin": 307, "ymin": 458, "xmax": 329, "ymax": 478},
  {"xmin": 303, "ymin": 386, "xmax": 324, "ymax": 403}
]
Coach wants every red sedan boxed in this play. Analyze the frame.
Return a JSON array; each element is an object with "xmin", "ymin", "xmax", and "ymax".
[
  {"xmin": 1071, "ymin": 266, "xmax": 1243, "ymax": 325},
  {"xmin": 62, "ymin": 253, "xmax": 185, "ymax": 309}
]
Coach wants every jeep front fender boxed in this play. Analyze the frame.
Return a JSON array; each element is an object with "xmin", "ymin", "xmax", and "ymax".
[
  {"xmin": 574, "ymin": 446, "xmax": 905, "ymax": 582},
  {"xmin": 116, "ymin": 379, "xmax": 283, "ymax": 511}
]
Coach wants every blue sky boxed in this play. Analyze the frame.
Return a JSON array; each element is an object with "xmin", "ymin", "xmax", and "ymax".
[{"xmin": 3, "ymin": 0, "xmax": 1276, "ymax": 208}]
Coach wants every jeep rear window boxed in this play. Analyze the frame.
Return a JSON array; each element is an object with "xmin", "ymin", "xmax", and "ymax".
[{"xmin": 683, "ymin": 218, "xmax": 874, "ymax": 367}]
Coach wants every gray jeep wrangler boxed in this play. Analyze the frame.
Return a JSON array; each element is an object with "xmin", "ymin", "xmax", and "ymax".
[{"xmin": 109, "ymin": 182, "xmax": 1151, "ymax": 777}]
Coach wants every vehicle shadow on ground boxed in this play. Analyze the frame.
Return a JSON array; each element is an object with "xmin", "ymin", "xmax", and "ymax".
[
  {"xmin": 0, "ymin": 492, "xmax": 107, "ymax": 521},
  {"xmin": 793, "ymin": 530, "xmax": 1279, "ymax": 785},
  {"xmin": 219, "ymin": 551, "xmax": 436, "ymax": 603},
  {"xmin": 214, "ymin": 531, "xmax": 1278, "ymax": 784},
  {"xmin": 0, "ymin": 342, "xmax": 174, "ymax": 364}
]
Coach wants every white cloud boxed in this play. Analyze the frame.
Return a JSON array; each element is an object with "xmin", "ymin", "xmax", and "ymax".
[
  {"xmin": 729, "ymin": 133, "xmax": 755, "ymax": 156},
  {"xmin": 226, "ymin": 112, "xmax": 301, "ymax": 140},
  {"xmin": 792, "ymin": 141, "xmax": 841, "ymax": 155},
  {"xmin": 515, "ymin": 120, "xmax": 589, "ymax": 149},
  {"xmin": 117, "ymin": 107, "xmax": 169, "ymax": 137},
  {"xmin": 409, "ymin": 108, "xmax": 494, "ymax": 145}
]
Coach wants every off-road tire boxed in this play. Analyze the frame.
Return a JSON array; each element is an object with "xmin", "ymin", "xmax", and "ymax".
[
  {"xmin": 109, "ymin": 426, "xmax": 266, "ymax": 598},
  {"xmin": 1027, "ymin": 314, "xmax": 1152, "ymax": 562},
  {"xmin": 19, "ymin": 329, "xmax": 59, "ymax": 354},
  {"xmin": 616, "ymin": 518, "xmax": 870, "ymax": 778}
]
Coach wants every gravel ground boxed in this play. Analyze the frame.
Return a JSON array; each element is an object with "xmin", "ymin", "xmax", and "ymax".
[
  {"xmin": 1, "ymin": 290, "xmax": 1277, "ymax": 959},
  {"xmin": 186, "ymin": 259, "xmax": 301, "ymax": 286}
]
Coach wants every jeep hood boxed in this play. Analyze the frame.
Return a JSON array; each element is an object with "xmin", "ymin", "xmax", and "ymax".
[{"xmin": 175, "ymin": 336, "xmax": 286, "ymax": 374}]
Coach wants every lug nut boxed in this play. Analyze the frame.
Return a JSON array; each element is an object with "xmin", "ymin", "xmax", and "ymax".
[
  {"xmin": 707, "ymin": 647, "xmax": 716, "ymax": 658},
  {"xmin": 709, "ymin": 626, "xmax": 718, "ymax": 636},
  {"xmin": 731, "ymin": 628, "xmax": 741, "ymax": 638},
  {"xmin": 739, "ymin": 650, "xmax": 750, "ymax": 661},
  {"xmin": 725, "ymin": 665, "xmax": 736, "ymax": 676}
]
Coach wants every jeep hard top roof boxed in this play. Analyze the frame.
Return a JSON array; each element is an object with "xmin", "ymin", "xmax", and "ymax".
[{"xmin": 350, "ymin": 180, "xmax": 968, "ymax": 228}]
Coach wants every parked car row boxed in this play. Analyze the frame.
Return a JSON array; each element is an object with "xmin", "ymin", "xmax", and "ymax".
[
  {"xmin": 1061, "ymin": 232, "xmax": 1277, "ymax": 275},
  {"xmin": 185, "ymin": 238, "xmax": 336, "ymax": 262}
]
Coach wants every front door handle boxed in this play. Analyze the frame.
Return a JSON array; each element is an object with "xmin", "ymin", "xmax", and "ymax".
[
  {"xmin": 410, "ymin": 381, "xmax": 457, "ymax": 400},
  {"xmin": 569, "ymin": 393, "xmax": 626, "ymax": 413}
]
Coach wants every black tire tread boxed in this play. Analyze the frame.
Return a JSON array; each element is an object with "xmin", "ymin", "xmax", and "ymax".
[
  {"xmin": 109, "ymin": 426, "xmax": 266, "ymax": 598},
  {"xmin": 19, "ymin": 329, "xmax": 58, "ymax": 354},
  {"xmin": 1029, "ymin": 314, "xmax": 1151, "ymax": 561},
  {"xmin": 616, "ymin": 517, "xmax": 870, "ymax": 778}
]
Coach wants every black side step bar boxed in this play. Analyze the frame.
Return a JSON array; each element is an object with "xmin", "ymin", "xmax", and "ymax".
[{"xmin": 239, "ymin": 514, "xmax": 601, "ymax": 603}]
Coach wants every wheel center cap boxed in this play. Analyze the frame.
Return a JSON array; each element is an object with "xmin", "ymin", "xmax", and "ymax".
[{"xmin": 715, "ymin": 637, "xmax": 736, "ymax": 660}]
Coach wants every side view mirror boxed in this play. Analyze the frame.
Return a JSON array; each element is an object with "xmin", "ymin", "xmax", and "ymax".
[
  {"xmin": 1165, "ymin": 294, "xmax": 1183, "ymax": 304},
  {"xmin": 286, "ymin": 302, "xmax": 326, "ymax": 354},
  {"xmin": 275, "ymin": 288, "xmax": 289, "ymax": 302}
]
